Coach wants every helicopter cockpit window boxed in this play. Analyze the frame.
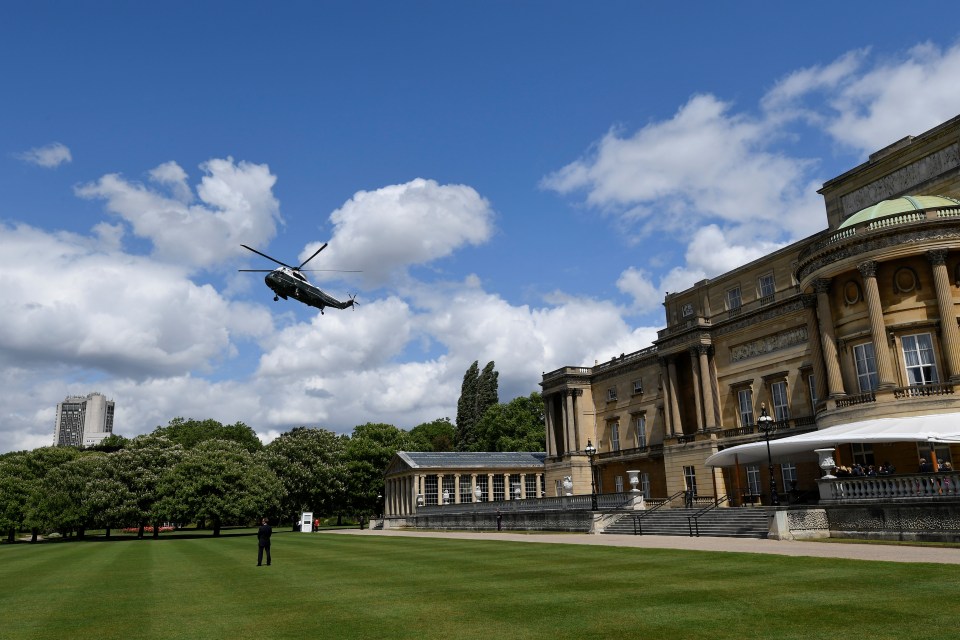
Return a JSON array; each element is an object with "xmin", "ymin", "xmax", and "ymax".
[{"xmin": 292, "ymin": 272, "xmax": 306, "ymax": 282}]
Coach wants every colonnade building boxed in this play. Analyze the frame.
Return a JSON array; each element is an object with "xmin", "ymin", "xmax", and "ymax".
[
  {"xmin": 543, "ymin": 115, "xmax": 960, "ymax": 505},
  {"xmin": 383, "ymin": 452, "xmax": 546, "ymax": 517}
]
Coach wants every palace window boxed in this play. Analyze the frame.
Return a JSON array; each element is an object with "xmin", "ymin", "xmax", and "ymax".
[
  {"xmin": 853, "ymin": 342, "xmax": 879, "ymax": 392},
  {"xmin": 634, "ymin": 414, "xmax": 647, "ymax": 448},
  {"xmin": 683, "ymin": 466, "xmax": 698, "ymax": 497},
  {"xmin": 442, "ymin": 475, "xmax": 455, "ymax": 504},
  {"xmin": 639, "ymin": 472, "xmax": 651, "ymax": 499},
  {"xmin": 525, "ymin": 474, "xmax": 538, "ymax": 498},
  {"xmin": 610, "ymin": 421, "xmax": 621, "ymax": 452},
  {"xmin": 477, "ymin": 475, "xmax": 489, "ymax": 501},
  {"xmin": 738, "ymin": 388, "xmax": 754, "ymax": 427},
  {"xmin": 460, "ymin": 476, "xmax": 474, "ymax": 503},
  {"xmin": 727, "ymin": 286, "xmax": 742, "ymax": 314},
  {"xmin": 746, "ymin": 465, "xmax": 761, "ymax": 495},
  {"xmin": 425, "ymin": 475, "xmax": 439, "ymax": 505},
  {"xmin": 607, "ymin": 386, "xmax": 618, "ymax": 402},
  {"xmin": 492, "ymin": 474, "xmax": 505, "ymax": 501},
  {"xmin": 632, "ymin": 379, "xmax": 643, "ymax": 395},
  {"xmin": 509, "ymin": 474, "xmax": 522, "ymax": 499},
  {"xmin": 771, "ymin": 381, "xmax": 789, "ymax": 422},
  {"xmin": 781, "ymin": 463, "xmax": 798, "ymax": 492},
  {"xmin": 852, "ymin": 443, "xmax": 875, "ymax": 467},
  {"xmin": 808, "ymin": 373, "xmax": 817, "ymax": 413},
  {"xmin": 902, "ymin": 333, "xmax": 939, "ymax": 386},
  {"xmin": 615, "ymin": 475, "xmax": 624, "ymax": 493},
  {"xmin": 758, "ymin": 273, "xmax": 775, "ymax": 305}
]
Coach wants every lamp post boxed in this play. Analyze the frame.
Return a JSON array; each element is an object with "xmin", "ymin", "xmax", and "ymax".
[
  {"xmin": 585, "ymin": 439, "xmax": 598, "ymax": 510},
  {"xmin": 757, "ymin": 403, "xmax": 779, "ymax": 506}
]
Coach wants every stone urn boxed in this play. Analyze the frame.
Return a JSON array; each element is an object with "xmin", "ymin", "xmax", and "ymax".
[
  {"xmin": 627, "ymin": 470, "xmax": 641, "ymax": 492},
  {"xmin": 815, "ymin": 448, "xmax": 837, "ymax": 479},
  {"xmin": 562, "ymin": 475, "xmax": 573, "ymax": 496}
]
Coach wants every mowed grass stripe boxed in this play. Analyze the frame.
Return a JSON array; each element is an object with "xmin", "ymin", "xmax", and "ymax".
[{"xmin": 2, "ymin": 532, "xmax": 958, "ymax": 640}]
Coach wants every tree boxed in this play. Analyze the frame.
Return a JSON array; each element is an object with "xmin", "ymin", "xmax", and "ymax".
[
  {"xmin": 455, "ymin": 361, "xmax": 480, "ymax": 450},
  {"xmin": 153, "ymin": 418, "xmax": 263, "ymax": 452},
  {"xmin": 30, "ymin": 453, "xmax": 106, "ymax": 539},
  {"xmin": 19, "ymin": 447, "xmax": 83, "ymax": 542},
  {"xmin": 456, "ymin": 360, "xmax": 499, "ymax": 451},
  {"xmin": 475, "ymin": 361, "xmax": 500, "ymax": 423},
  {"xmin": 110, "ymin": 435, "xmax": 184, "ymax": 538},
  {"xmin": 263, "ymin": 427, "xmax": 346, "ymax": 528},
  {"xmin": 345, "ymin": 423, "xmax": 413, "ymax": 518},
  {"xmin": 409, "ymin": 418, "xmax": 455, "ymax": 452},
  {"xmin": 86, "ymin": 433, "xmax": 129, "ymax": 452},
  {"xmin": 0, "ymin": 453, "xmax": 33, "ymax": 543},
  {"xmin": 157, "ymin": 439, "xmax": 281, "ymax": 536},
  {"xmin": 472, "ymin": 392, "xmax": 546, "ymax": 452}
]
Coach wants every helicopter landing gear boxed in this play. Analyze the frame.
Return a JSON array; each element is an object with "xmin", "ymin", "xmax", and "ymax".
[{"xmin": 273, "ymin": 295, "xmax": 279, "ymax": 302}]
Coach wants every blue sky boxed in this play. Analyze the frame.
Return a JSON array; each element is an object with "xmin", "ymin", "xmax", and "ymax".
[{"xmin": 3, "ymin": 2, "xmax": 960, "ymax": 452}]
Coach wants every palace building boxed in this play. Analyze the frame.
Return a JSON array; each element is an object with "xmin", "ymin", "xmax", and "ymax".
[{"xmin": 541, "ymin": 114, "xmax": 960, "ymax": 506}]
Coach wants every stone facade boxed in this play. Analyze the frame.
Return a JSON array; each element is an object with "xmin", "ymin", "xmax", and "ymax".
[{"xmin": 542, "ymin": 115, "xmax": 960, "ymax": 508}]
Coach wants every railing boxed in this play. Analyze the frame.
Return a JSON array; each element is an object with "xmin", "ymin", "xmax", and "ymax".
[
  {"xmin": 835, "ymin": 391, "xmax": 876, "ymax": 408},
  {"xmin": 598, "ymin": 445, "xmax": 650, "ymax": 460},
  {"xmin": 720, "ymin": 415, "xmax": 817, "ymax": 440},
  {"xmin": 542, "ymin": 346, "xmax": 659, "ymax": 383},
  {"xmin": 634, "ymin": 490, "xmax": 685, "ymax": 535},
  {"xmin": 688, "ymin": 495, "xmax": 729, "ymax": 537},
  {"xmin": 416, "ymin": 491, "xmax": 645, "ymax": 516},
  {"xmin": 894, "ymin": 382, "xmax": 955, "ymax": 399},
  {"xmin": 822, "ymin": 473, "xmax": 960, "ymax": 501}
]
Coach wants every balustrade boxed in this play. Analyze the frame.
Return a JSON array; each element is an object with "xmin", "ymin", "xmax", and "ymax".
[{"xmin": 823, "ymin": 473, "xmax": 960, "ymax": 500}]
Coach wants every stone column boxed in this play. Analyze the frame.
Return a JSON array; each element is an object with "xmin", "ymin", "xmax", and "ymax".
[
  {"xmin": 565, "ymin": 391, "xmax": 577, "ymax": 454},
  {"xmin": 470, "ymin": 473, "xmax": 477, "ymax": 502},
  {"xmin": 698, "ymin": 345, "xmax": 716, "ymax": 430},
  {"xmin": 858, "ymin": 261, "xmax": 896, "ymax": 388},
  {"xmin": 928, "ymin": 249, "xmax": 960, "ymax": 381},
  {"xmin": 544, "ymin": 394, "xmax": 555, "ymax": 457},
  {"xmin": 454, "ymin": 474, "xmax": 461, "ymax": 504},
  {"xmin": 487, "ymin": 473, "xmax": 495, "ymax": 501},
  {"xmin": 803, "ymin": 294, "xmax": 828, "ymax": 405},
  {"xmin": 814, "ymin": 278, "xmax": 846, "ymax": 397},
  {"xmin": 519, "ymin": 473, "xmax": 527, "ymax": 499},
  {"xmin": 689, "ymin": 348, "xmax": 705, "ymax": 432},
  {"xmin": 667, "ymin": 358, "xmax": 682, "ymax": 436},
  {"xmin": 536, "ymin": 473, "xmax": 543, "ymax": 498}
]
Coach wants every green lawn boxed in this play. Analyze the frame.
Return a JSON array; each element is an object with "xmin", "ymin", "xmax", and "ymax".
[{"xmin": 1, "ymin": 531, "xmax": 956, "ymax": 639}]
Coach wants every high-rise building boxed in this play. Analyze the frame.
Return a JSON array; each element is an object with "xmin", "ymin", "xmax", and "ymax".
[{"xmin": 53, "ymin": 392, "xmax": 115, "ymax": 447}]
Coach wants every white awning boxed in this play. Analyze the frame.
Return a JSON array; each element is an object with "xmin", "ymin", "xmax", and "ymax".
[{"xmin": 704, "ymin": 412, "xmax": 960, "ymax": 467}]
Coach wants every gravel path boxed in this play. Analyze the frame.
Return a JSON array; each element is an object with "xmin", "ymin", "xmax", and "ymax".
[{"xmin": 330, "ymin": 528, "xmax": 960, "ymax": 564}]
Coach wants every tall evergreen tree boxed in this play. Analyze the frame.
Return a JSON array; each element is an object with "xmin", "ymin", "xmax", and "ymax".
[
  {"xmin": 475, "ymin": 361, "xmax": 499, "ymax": 426},
  {"xmin": 455, "ymin": 361, "xmax": 480, "ymax": 450}
]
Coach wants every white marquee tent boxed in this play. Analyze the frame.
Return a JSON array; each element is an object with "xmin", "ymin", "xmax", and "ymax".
[{"xmin": 704, "ymin": 412, "xmax": 960, "ymax": 467}]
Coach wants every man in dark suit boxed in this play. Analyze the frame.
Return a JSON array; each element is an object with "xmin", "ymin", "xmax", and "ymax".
[{"xmin": 257, "ymin": 518, "xmax": 272, "ymax": 566}]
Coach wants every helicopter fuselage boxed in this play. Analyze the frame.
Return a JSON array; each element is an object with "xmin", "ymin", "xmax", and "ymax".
[{"xmin": 265, "ymin": 267, "xmax": 354, "ymax": 313}]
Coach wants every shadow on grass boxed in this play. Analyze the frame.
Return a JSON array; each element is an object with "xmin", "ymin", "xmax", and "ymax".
[{"xmin": 5, "ymin": 525, "xmax": 365, "ymax": 545}]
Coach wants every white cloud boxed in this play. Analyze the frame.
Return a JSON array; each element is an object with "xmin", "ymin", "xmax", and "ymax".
[
  {"xmin": 824, "ymin": 42, "xmax": 960, "ymax": 154},
  {"xmin": 321, "ymin": 178, "xmax": 495, "ymax": 286},
  {"xmin": 0, "ymin": 222, "xmax": 274, "ymax": 379},
  {"xmin": 16, "ymin": 142, "xmax": 72, "ymax": 168},
  {"xmin": 76, "ymin": 158, "xmax": 281, "ymax": 270}
]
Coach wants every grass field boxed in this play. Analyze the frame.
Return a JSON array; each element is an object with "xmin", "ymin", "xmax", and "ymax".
[{"xmin": 1, "ymin": 530, "xmax": 957, "ymax": 640}]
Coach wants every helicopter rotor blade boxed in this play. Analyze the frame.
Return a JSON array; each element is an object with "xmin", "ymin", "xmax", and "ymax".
[
  {"xmin": 298, "ymin": 269, "xmax": 362, "ymax": 273},
  {"xmin": 241, "ymin": 244, "xmax": 294, "ymax": 269},
  {"xmin": 298, "ymin": 242, "xmax": 328, "ymax": 270},
  {"xmin": 238, "ymin": 269, "xmax": 276, "ymax": 272}
]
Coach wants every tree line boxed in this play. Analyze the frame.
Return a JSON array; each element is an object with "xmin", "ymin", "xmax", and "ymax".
[{"xmin": 0, "ymin": 377, "xmax": 545, "ymax": 543}]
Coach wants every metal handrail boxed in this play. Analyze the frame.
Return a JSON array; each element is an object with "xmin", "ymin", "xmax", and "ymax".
[
  {"xmin": 634, "ymin": 490, "xmax": 684, "ymax": 535},
  {"xmin": 687, "ymin": 495, "xmax": 729, "ymax": 537}
]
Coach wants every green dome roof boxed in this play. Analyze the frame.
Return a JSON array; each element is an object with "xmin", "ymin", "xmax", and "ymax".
[{"xmin": 839, "ymin": 195, "xmax": 960, "ymax": 229}]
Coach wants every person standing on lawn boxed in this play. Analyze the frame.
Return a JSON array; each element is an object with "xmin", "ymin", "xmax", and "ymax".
[{"xmin": 257, "ymin": 518, "xmax": 272, "ymax": 566}]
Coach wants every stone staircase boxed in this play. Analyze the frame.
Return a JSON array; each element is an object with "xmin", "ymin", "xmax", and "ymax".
[{"xmin": 601, "ymin": 506, "xmax": 775, "ymax": 538}]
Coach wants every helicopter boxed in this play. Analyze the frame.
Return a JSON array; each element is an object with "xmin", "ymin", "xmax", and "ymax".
[{"xmin": 239, "ymin": 243, "xmax": 358, "ymax": 313}]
